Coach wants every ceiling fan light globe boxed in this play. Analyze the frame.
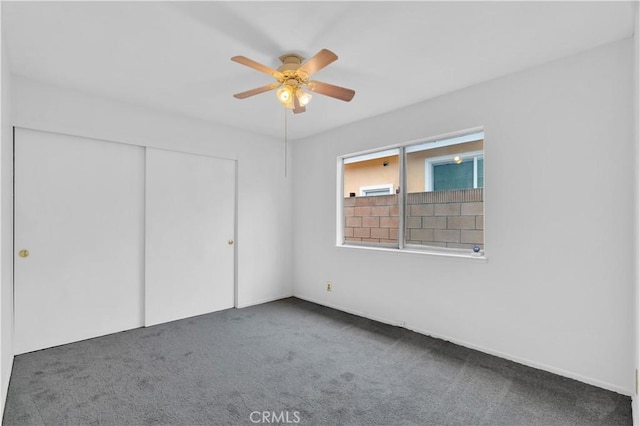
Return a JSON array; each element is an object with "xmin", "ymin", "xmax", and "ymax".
[
  {"xmin": 297, "ymin": 89, "xmax": 312, "ymax": 106},
  {"xmin": 277, "ymin": 86, "xmax": 292, "ymax": 103}
]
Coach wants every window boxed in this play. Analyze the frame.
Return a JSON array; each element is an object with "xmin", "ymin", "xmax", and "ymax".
[
  {"xmin": 360, "ymin": 184, "xmax": 394, "ymax": 196},
  {"xmin": 426, "ymin": 151, "xmax": 484, "ymax": 191},
  {"xmin": 343, "ymin": 150, "xmax": 399, "ymax": 246},
  {"xmin": 340, "ymin": 131, "xmax": 484, "ymax": 256}
]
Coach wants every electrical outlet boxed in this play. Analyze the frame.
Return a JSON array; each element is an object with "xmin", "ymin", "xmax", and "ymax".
[{"xmin": 326, "ymin": 281, "xmax": 332, "ymax": 292}]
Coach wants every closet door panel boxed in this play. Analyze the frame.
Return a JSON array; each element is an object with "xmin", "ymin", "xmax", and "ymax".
[
  {"xmin": 145, "ymin": 148, "xmax": 235, "ymax": 326},
  {"xmin": 14, "ymin": 128, "xmax": 145, "ymax": 354}
]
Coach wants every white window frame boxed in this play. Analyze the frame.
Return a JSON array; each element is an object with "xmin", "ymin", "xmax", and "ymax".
[
  {"xmin": 359, "ymin": 184, "xmax": 394, "ymax": 196},
  {"xmin": 425, "ymin": 150, "xmax": 484, "ymax": 191},
  {"xmin": 337, "ymin": 128, "xmax": 486, "ymax": 260}
]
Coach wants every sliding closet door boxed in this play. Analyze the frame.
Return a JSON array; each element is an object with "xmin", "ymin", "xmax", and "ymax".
[
  {"xmin": 145, "ymin": 148, "xmax": 235, "ymax": 326},
  {"xmin": 14, "ymin": 128, "xmax": 145, "ymax": 354}
]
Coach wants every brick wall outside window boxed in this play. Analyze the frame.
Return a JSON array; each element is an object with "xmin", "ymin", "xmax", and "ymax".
[{"xmin": 344, "ymin": 188, "xmax": 483, "ymax": 249}]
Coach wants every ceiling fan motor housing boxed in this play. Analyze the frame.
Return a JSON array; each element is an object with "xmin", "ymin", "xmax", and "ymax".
[{"xmin": 277, "ymin": 53, "xmax": 305, "ymax": 73}]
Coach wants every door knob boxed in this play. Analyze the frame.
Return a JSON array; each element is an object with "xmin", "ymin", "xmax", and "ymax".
[
  {"xmin": 228, "ymin": 240, "xmax": 234, "ymax": 245},
  {"xmin": 18, "ymin": 249, "xmax": 29, "ymax": 258}
]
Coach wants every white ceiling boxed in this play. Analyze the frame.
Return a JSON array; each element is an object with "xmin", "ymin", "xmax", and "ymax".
[{"xmin": 2, "ymin": 1, "xmax": 636, "ymax": 140}]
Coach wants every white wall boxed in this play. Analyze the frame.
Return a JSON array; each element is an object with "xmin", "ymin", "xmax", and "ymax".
[
  {"xmin": 11, "ymin": 76, "xmax": 293, "ymax": 310},
  {"xmin": 0, "ymin": 14, "xmax": 14, "ymax": 415},
  {"xmin": 634, "ymin": 2, "xmax": 640, "ymax": 423},
  {"xmin": 293, "ymin": 38, "xmax": 635, "ymax": 395}
]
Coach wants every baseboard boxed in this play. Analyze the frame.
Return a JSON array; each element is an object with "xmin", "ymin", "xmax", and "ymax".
[
  {"xmin": 236, "ymin": 293, "xmax": 293, "ymax": 309},
  {"xmin": 1, "ymin": 355, "xmax": 14, "ymax": 420},
  {"xmin": 294, "ymin": 293, "xmax": 633, "ymax": 397},
  {"xmin": 295, "ymin": 294, "xmax": 399, "ymax": 329}
]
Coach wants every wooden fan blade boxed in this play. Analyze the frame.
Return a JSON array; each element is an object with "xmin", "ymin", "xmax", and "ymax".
[
  {"xmin": 231, "ymin": 56, "xmax": 283, "ymax": 80},
  {"xmin": 297, "ymin": 49, "xmax": 338, "ymax": 78},
  {"xmin": 293, "ymin": 95, "xmax": 306, "ymax": 114},
  {"xmin": 307, "ymin": 80, "xmax": 355, "ymax": 102},
  {"xmin": 233, "ymin": 83, "xmax": 280, "ymax": 99}
]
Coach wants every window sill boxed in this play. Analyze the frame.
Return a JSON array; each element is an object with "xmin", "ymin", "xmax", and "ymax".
[{"xmin": 337, "ymin": 243, "xmax": 488, "ymax": 262}]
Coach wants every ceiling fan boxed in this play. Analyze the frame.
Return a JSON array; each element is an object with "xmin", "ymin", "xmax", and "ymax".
[{"xmin": 231, "ymin": 49, "xmax": 355, "ymax": 114}]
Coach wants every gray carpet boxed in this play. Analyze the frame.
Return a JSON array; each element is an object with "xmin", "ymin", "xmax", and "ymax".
[{"xmin": 2, "ymin": 297, "xmax": 632, "ymax": 425}]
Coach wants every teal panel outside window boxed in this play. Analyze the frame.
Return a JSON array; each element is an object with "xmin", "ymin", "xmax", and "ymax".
[
  {"xmin": 433, "ymin": 160, "xmax": 474, "ymax": 191},
  {"xmin": 477, "ymin": 158, "xmax": 484, "ymax": 188}
]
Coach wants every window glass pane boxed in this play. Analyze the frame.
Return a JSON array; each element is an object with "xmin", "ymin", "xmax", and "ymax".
[
  {"xmin": 477, "ymin": 158, "xmax": 484, "ymax": 188},
  {"xmin": 343, "ymin": 150, "xmax": 399, "ymax": 246},
  {"xmin": 404, "ymin": 134, "xmax": 484, "ymax": 251},
  {"xmin": 434, "ymin": 160, "xmax": 474, "ymax": 191}
]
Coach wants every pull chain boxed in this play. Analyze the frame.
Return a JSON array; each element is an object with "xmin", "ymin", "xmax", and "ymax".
[{"xmin": 284, "ymin": 108, "xmax": 288, "ymax": 177}]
